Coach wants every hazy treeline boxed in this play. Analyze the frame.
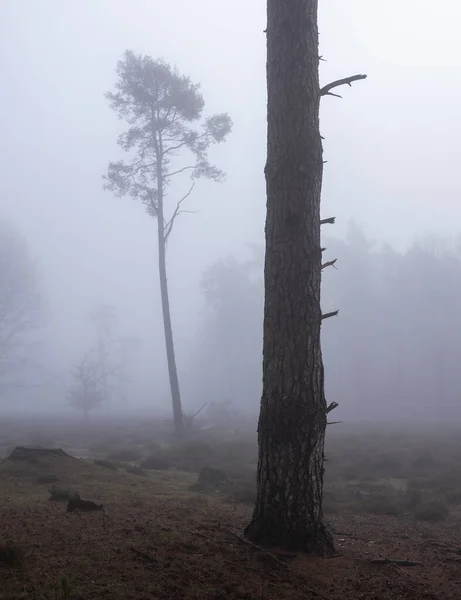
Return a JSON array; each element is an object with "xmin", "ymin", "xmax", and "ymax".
[
  {"xmin": 189, "ymin": 223, "xmax": 461, "ymax": 422},
  {"xmin": 3, "ymin": 214, "xmax": 461, "ymax": 422},
  {"xmin": 0, "ymin": 219, "xmax": 44, "ymax": 397}
]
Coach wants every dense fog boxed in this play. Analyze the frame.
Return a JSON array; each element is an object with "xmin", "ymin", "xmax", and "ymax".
[
  {"xmin": 1, "ymin": 0, "xmax": 461, "ymax": 421},
  {"xmin": 191, "ymin": 225, "xmax": 461, "ymax": 421}
]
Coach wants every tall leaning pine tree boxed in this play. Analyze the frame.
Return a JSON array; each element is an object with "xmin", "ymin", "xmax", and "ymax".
[
  {"xmin": 104, "ymin": 51, "xmax": 232, "ymax": 435},
  {"xmin": 244, "ymin": 0, "xmax": 365, "ymax": 553}
]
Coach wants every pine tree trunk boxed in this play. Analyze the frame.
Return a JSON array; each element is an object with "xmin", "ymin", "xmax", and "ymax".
[
  {"xmin": 244, "ymin": 0, "xmax": 333, "ymax": 554},
  {"xmin": 157, "ymin": 197, "xmax": 183, "ymax": 436}
]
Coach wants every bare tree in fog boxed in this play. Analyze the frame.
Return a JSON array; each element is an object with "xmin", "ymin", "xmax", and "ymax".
[
  {"xmin": 68, "ymin": 349, "xmax": 114, "ymax": 419},
  {"xmin": 104, "ymin": 50, "xmax": 232, "ymax": 435},
  {"xmin": 90, "ymin": 304, "xmax": 116, "ymax": 406},
  {"xmin": 245, "ymin": 0, "xmax": 364, "ymax": 553},
  {"xmin": 0, "ymin": 219, "xmax": 43, "ymax": 391}
]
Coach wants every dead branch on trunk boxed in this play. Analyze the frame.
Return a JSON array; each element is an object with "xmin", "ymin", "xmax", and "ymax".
[
  {"xmin": 322, "ymin": 310, "xmax": 339, "ymax": 320},
  {"xmin": 320, "ymin": 217, "xmax": 335, "ymax": 225},
  {"xmin": 320, "ymin": 74, "xmax": 367, "ymax": 98},
  {"xmin": 321, "ymin": 259, "xmax": 337, "ymax": 270},
  {"xmin": 326, "ymin": 401, "xmax": 339, "ymax": 414}
]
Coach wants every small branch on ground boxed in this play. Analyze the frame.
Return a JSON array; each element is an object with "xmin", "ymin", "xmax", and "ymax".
[
  {"xmin": 368, "ymin": 558, "xmax": 423, "ymax": 567},
  {"xmin": 129, "ymin": 547, "xmax": 155, "ymax": 563},
  {"xmin": 320, "ymin": 217, "xmax": 335, "ymax": 225},
  {"xmin": 223, "ymin": 559, "xmax": 262, "ymax": 574},
  {"xmin": 322, "ymin": 310, "xmax": 339, "ymax": 320},
  {"xmin": 230, "ymin": 530, "xmax": 332, "ymax": 600},
  {"xmin": 227, "ymin": 530, "xmax": 288, "ymax": 569},
  {"xmin": 422, "ymin": 541, "xmax": 461, "ymax": 555},
  {"xmin": 321, "ymin": 259, "xmax": 337, "ymax": 270},
  {"xmin": 190, "ymin": 530, "xmax": 219, "ymax": 543},
  {"xmin": 320, "ymin": 74, "xmax": 367, "ymax": 98},
  {"xmin": 333, "ymin": 531, "xmax": 367, "ymax": 541}
]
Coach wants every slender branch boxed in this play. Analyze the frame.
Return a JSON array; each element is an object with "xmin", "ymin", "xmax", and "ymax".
[
  {"xmin": 164, "ymin": 165, "xmax": 195, "ymax": 179},
  {"xmin": 70, "ymin": 348, "xmax": 96, "ymax": 379},
  {"xmin": 320, "ymin": 74, "xmax": 367, "ymax": 98},
  {"xmin": 321, "ymin": 247, "xmax": 326, "ymax": 252},
  {"xmin": 322, "ymin": 310, "xmax": 339, "ymax": 320},
  {"xmin": 320, "ymin": 217, "xmax": 335, "ymax": 225},
  {"xmin": 189, "ymin": 402, "xmax": 207, "ymax": 420},
  {"xmin": 164, "ymin": 182, "xmax": 196, "ymax": 241},
  {"xmin": 321, "ymin": 259, "xmax": 337, "ymax": 270},
  {"xmin": 368, "ymin": 558, "xmax": 423, "ymax": 567},
  {"xmin": 93, "ymin": 368, "xmax": 119, "ymax": 386}
]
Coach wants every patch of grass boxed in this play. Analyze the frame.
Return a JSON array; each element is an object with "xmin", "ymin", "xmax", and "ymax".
[
  {"xmin": 0, "ymin": 541, "xmax": 25, "ymax": 567},
  {"xmin": 415, "ymin": 501, "xmax": 449, "ymax": 522},
  {"xmin": 140, "ymin": 454, "xmax": 170, "ymax": 471},
  {"xmin": 361, "ymin": 490, "xmax": 401, "ymax": 516},
  {"xmin": 33, "ymin": 574, "xmax": 75, "ymax": 600},
  {"xmin": 106, "ymin": 448, "xmax": 142, "ymax": 462},
  {"xmin": 88, "ymin": 442, "xmax": 112, "ymax": 456},
  {"xmin": 125, "ymin": 465, "xmax": 147, "ymax": 477},
  {"xmin": 129, "ymin": 492, "xmax": 147, "ymax": 508},
  {"xmin": 168, "ymin": 440, "xmax": 213, "ymax": 472},
  {"xmin": 48, "ymin": 486, "xmax": 78, "ymax": 502},
  {"xmin": 402, "ymin": 488, "xmax": 423, "ymax": 510},
  {"xmin": 443, "ymin": 489, "xmax": 461, "ymax": 506},
  {"xmin": 225, "ymin": 480, "xmax": 256, "ymax": 505},
  {"xmin": 36, "ymin": 474, "xmax": 60, "ymax": 485},
  {"xmin": 145, "ymin": 441, "xmax": 163, "ymax": 453},
  {"xmin": 94, "ymin": 459, "xmax": 119, "ymax": 471}
]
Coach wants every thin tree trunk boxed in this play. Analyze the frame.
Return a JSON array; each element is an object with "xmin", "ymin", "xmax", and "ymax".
[
  {"xmin": 157, "ymin": 196, "xmax": 183, "ymax": 436},
  {"xmin": 244, "ymin": 0, "xmax": 333, "ymax": 554}
]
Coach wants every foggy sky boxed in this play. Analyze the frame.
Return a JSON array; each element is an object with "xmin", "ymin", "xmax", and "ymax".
[{"xmin": 1, "ymin": 0, "xmax": 460, "ymax": 413}]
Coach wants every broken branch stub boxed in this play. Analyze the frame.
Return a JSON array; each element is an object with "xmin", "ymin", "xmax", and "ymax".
[{"xmin": 322, "ymin": 310, "xmax": 339, "ymax": 321}]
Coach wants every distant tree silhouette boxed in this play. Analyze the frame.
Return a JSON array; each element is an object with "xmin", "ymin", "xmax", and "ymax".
[
  {"xmin": 0, "ymin": 219, "xmax": 43, "ymax": 391},
  {"xmin": 68, "ymin": 349, "xmax": 113, "ymax": 419}
]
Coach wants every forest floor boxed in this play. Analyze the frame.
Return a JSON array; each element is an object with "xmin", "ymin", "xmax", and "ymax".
[{"xmin": 1, "ymin": 416, "xmax": 461, "ymax": 599}]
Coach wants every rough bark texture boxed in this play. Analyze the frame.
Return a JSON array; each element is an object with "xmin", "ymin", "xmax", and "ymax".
[
  {"xmin": 244, "ymin": 0, "xmax": 334, "ymax": 554},
  {"xmin": 157, "ymin": 187, "xmax": 183, "ymax": 436}
]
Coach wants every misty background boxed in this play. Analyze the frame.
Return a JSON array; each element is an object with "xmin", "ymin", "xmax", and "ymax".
[{"xmin": 1, "ymin": 0, "xmax": 461, "ymax": 420}]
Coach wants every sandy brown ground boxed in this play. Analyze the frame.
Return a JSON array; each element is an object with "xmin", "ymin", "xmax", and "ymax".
[{"xmin": 1, "ymin": 450, "xmax": 461, "ymax": 599}]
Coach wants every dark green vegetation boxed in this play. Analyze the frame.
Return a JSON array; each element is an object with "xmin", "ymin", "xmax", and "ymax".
[
  {"xmin": 324, "ymin": 425, "xmax": 461, "ymax": 522},
  {"xmin": 2, "ymin": 418, "xmax": 461, "ymax": 521}
]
